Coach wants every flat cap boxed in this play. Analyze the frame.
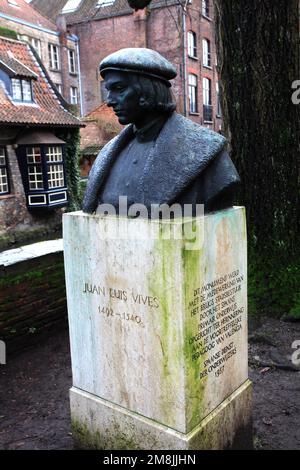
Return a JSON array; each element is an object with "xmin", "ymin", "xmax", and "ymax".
[{"xmin": 100, "ymin": 48, "xmax": 177, "ymax": 85}]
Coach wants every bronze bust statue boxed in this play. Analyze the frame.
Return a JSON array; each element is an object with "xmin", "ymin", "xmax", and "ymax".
[{"xmin": 83, "ymin": 48, "xmax": 240, "ymax": 216}]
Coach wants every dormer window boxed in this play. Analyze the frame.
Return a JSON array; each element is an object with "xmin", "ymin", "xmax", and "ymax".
[
  {"xmin": 11, "ymin": 78, "xmax": 33, "ymax": 102},
  {"xmin": 0, "ymin": 52, "xmax": 37, "ymax": 103}
]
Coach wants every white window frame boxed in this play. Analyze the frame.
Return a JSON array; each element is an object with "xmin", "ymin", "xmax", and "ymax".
[
  {"xmin": 11, "ymin": 78, "xmax": 33, "ymax": 102},
  {"xmin": 203, "ymin": 38, "xmax": 211, "ymax": 68},
  {"xmin": 0, "ymin": 147, "xmax": 9, "ymax": 195},
  {"xmin": 30, "ymin": 37, "xmax": 41, "ymax": 58},
  {"xmin": 202, "ymin": 0, "xmax": 210, "ymax": 18},
  {"xmin": 216, "ymin": 82, "xmax": 222, "ymax": 117},
  {"xmin": 70, "ymin": 86, "xmax": 78, "ymax": 104},
  {"xmin": 46, "ymin": 146, "xmax": 64, "ymax": 189},
  {"xmin": 187, "ymin": 31, "xmax": 197, "ymax": 58},
  {"xmin": 68, "ymin": 49, "xmax": 76, "ymax": 74},
  {"xmin": 26, "ymin": 147, "xmax": 44, "ymax": 190},
  {"xmin": 188, "ymin": 74, "xmax": 198, "ymax": 114},
  {"xmin": 55, "ymin": 83, "xmax": 62, "ymax": 95},
  {"xmin": 48, "ymin": 44, "xmax": 60, "ymax": 70},
  {"xmin": 203, "ymin": 77, "xmax": 212, "ymax": 106}
]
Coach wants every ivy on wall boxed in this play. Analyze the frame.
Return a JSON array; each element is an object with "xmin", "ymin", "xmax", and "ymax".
[{"xmin": 57, "ymin": 128, "xmax": 82, "ymax": 211}]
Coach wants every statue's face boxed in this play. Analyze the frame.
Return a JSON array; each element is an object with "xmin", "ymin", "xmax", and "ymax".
[{"xmin": 104, "ymin": 71, "xmax": 143, "ymax": 126}]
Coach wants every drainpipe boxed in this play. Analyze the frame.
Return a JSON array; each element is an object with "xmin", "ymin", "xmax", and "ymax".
[
  {"xmin": 182, "ymin": 6, "xmax": 187, "ymax": 117},
  {"xmin": 75, "ymin": 37, "xmax": 84, "ymax": 117}
]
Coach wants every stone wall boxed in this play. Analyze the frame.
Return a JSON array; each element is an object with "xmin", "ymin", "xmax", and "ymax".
[
  {"xmin": 0, "ymin": 251, "xmax": 67, "ymax": 355},
  {"xmin": 0, "ymin": 127, "xmax": 66, "ymax": 250}
]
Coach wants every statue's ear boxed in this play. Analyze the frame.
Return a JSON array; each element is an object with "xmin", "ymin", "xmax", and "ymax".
[
  {"xmin": 139, "ymin": 96, "xmax": 153, "ymax": 109},
  {"xmin": 139, "ymin": 96, "xmax": 148, "ymax": 108}
]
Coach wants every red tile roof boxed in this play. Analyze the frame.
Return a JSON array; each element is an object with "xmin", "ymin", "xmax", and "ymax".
[
  {"xmin": 0, "ymin": 36, "xmax": 82, "ymax": 127},
  {"xmin": 0, "ymin": 50, "xmax": 38, "ymax": 78},
  {"xmin": 0, "ymin": 0, "xmax": 56, "ymax": 31},
  {"xmin": 83, "ymin": 102, "xmax": 119, "ymax": 121},
  {"xmin": 30, "ymin": 0, "xmax": 68, "ymax": 23}
]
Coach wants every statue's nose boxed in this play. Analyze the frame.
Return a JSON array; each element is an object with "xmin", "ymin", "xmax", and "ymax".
[{"xmin": 107, "ymin": 92, "xmax": 116, "ymax": 107}]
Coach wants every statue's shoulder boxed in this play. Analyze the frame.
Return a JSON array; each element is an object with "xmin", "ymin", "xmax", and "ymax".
[
  {"xmin": 170, "ymin": 113, "xmax": 226, "ymax": 144},
  {"xmin": 162, "ymin": 113, "xmax": 227, "ymax": 158}
]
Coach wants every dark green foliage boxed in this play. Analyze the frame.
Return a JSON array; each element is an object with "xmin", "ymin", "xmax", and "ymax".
[
  {"xmin": 248, "ymin": 247, "xmax": 300, "ymax": 319},
  {"xmin": 57, "ymin": 128, "xmax": 82, "ymax": 211},
  {"xmin": 78, "ymin": 178, "xmax": 88, "ymax": 205},
  {"xmin": 0, "ymin": 26, "xmax": 18, "ymax": 40}
]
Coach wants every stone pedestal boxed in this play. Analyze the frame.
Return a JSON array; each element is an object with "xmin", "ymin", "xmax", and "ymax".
[{"xmin": 63, "ymin": 207, "xmax": 252, "ymax": 450}]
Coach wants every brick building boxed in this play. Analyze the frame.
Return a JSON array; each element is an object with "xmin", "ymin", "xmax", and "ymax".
[
  {"xmin": 0, "ymin": 35, "xmax": 82, "ymax": 244},
  {"xmin": 0, "ymin": 0, "xmax": 82, "ymax": 111},
  {"xmin": 79, "ymin": 102, "xmax": 122, "ymax": 176},
  {"xmin": 31, "ymin": 0, "xmax": 222, "ymax": 131}
]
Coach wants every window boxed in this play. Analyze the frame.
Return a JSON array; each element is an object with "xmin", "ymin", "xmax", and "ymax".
[
  {"xmin": 202, "ymin": 0, "xmax": 210, "ymax": 18},
  {"xmin": 11, "ymin": 78, "xmax": 33, "ymax": 102},
  {"xmin": 203, "ymin": 39, "xmax": 211, "ymax": 67},
  {"xmin": 203, "ymin": 77, "xmax": 213, "ymax": 122},
  {"xmin": 187, "ymin": 31, "xmax": 197, "ymax": 58},
  {"xmin": 48, "ymin": 44, "xmax": 60, "ymax": 70},
  {"xmin": 68, "ymin": 49, "xmax": 76, "ymax": 74},
  {"xmin": 30, "ymin": 37, "xmax": 41, "ymax": 58},
  {"xmin": 188, "ymin": 74, "xmax": 198, "ymax": 114},
  {"xmin": 26, "ymin": 146, "xmax": 65, "ymax": 191},
  {"xmin": 26, "ymin": 147, "xmax": 44, "ymax": 190},
  {"xmin": 46, "ymin": 147, "xmax": 65, "ymax": 189},
  {"xmin": 0, "ymin": 147, "xmax": 9, "ymax": 195},
  {"xmin": 62, "ymin": 0, "xmax": 82, "ymax": 13},
  {"xmin": 55, "ymin": 83, "xmax": 62, "ymax": 95},
  {"xmin": 216, "ymin": 82, "xmax": 222, "ymax": 117},
  {"xmin": 16, "ymin": 134, "xmax": 68, "ymax": 209},
  {"xmin": 70, "ymin": 86, "xmax": 78, "ymax": 104}
]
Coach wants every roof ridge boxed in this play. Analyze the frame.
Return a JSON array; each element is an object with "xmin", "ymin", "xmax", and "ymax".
[
  {"xmin": 9, "ymin": 55, "xmax": 39, "ymax": 78},
  {"xmin": 26, "ymin": 43, "xmax": 82, "ymax": 125}
]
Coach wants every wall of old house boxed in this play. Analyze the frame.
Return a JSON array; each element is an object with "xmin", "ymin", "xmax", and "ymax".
[
  {"xmin": 0, "ymin": 16, "xmax": 80, "ymax": 107},
  {"xmin": 70, "ymin": 2, "xmax": 221, "ymax": 131},
  {"xmin": 0, "ymin": 128, "xmax": 64, "ymax": 250}
]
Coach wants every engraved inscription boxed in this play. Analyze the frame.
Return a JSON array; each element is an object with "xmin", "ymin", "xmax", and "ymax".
[
  {"xmin": 82, "ymin": 283, "xmax": 159, "ymax": 328},
  {"xmin": 188, "ymin": 269, "xmax": 245, "ymax": 379}
]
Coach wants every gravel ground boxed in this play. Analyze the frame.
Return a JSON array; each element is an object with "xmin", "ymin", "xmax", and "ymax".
[{"xmin": 0, "ymin": 317, "xmax": 300, "ymax": 450}]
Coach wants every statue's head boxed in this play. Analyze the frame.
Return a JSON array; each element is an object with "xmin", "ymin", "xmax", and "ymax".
[{"xmin": 99, "ymin": 48, "xmax": 177, "ymax": 127}]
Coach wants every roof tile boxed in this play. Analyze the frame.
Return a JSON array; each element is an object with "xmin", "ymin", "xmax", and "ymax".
[{"xmin": 0, "ymin": 0, "xmax": 57, "ymax": 30}]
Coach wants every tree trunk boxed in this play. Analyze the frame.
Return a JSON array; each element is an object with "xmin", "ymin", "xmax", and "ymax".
[{"xmin": 213, "ymin": 0, "xmax": 300, "ymax": 256}]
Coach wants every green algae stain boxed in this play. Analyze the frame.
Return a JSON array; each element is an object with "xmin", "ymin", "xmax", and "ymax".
[
  {"xmin": 147, "ymin": 218, "xmax": 209, "ymax": 431},
  {"xmin": 181, "ymin": 219, "xmax": 208, "ymax": 431},
  {"xmin": 147, "ymin": 221, "xmax": 184, "ymax": 425},
  {"xmin": 71, "ymin": 418, "xmax": 140, "ymax": 450}
]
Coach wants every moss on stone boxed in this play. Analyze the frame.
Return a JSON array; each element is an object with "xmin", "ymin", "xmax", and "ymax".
[{"xmin": 71, "ymin": 418, "xmax": 140, "ymax": 450}]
